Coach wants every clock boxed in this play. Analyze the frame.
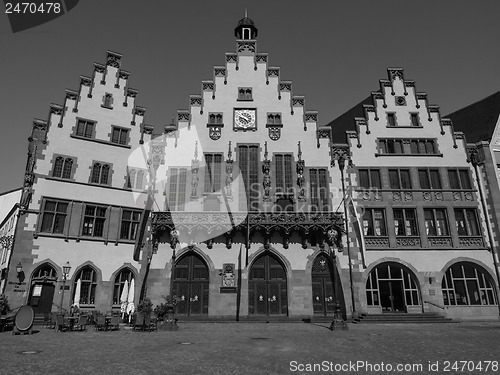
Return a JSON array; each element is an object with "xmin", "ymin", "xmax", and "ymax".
[{"xmin": 234, "ymin": 109, "xmax": 256, "ymax": 130}]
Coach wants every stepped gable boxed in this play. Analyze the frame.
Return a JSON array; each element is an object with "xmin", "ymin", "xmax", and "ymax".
[
  {"xmin": 326, "ymin": 68, "xmax": 458, "ymax": 146},
  {"xmin": 170, "ymin": 16, "xmax": 318, "ymax": 136},
  {"xmin": 446, "ymin": 91, "xmax": 500, "ymax": 143}
]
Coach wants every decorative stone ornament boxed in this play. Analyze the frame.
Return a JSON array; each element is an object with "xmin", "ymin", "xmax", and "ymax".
[
  {"xmin": 267, "ymin": 125, "xmax": 282, "ymax": 141},
  {"xmin": 262, "ymin": 142, "xmax": 272, "ymax": 202},
  {"xmin": 209, "ymin": 126, "xmax": 222, "ymax": 140}
]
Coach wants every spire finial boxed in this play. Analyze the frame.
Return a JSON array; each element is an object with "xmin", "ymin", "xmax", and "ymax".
[{"xmin": 245, "ymin": 8, "xmax": 247, "ymax": 18}]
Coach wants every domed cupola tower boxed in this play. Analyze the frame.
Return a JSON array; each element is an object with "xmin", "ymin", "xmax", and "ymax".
[{"xmin": 234, "ymin": 13, "xmax": 258, "ymax": 40}]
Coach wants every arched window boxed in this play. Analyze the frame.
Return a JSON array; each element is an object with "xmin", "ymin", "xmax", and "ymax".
[
  {"xmin": 62, "ymin": 158, "xmax": 73, "ymax": 179},
  {"xmin": 91, "ymin": 163, "xmax": 111, "ymax": 185},
  {"xmin": 91, "ymin": 163, "xmax": 101, "ymax": 183},
  {"xmin": 74, "ymin": 266, "xmax": 98, "ymax": 305},
  {"xmin": 53, "ymin": 157, "xmax": 64, "ymax": 177},
  {"xmin": 136, "ymin": 170, "xmax": 144, "ymax": 190},
  {"xmin": 32, "ymin": 263, "xmax": 57, "ymax": 279},
  {"xmin": 101, "ymin": 164, "xmax": 110, "ymax": 185},
  {"xmin": 112, "ymin": 268, "xmax": 134, "ymax": 305},
  {"xmin": 442, "ymin": 262, "xmax": 498, "ymax": 306}
]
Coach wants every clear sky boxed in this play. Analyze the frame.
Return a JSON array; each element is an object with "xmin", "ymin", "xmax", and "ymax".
[{"xmin": 1, "ymin": 0, "xmax": 500, "ymax": 193}]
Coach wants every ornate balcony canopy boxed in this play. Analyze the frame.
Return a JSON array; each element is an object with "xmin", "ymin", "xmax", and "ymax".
[{"xmin": 151, "ymin": 211, "xmax": 344, "ymax": 249}]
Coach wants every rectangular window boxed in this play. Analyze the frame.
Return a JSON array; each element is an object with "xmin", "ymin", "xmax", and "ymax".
[
  {"xmin": 111, "ymin": 127, "xmax": 128, "ymax": 145},
  {"xmin": 267, "ymin": 113, "xmax": 282, "ymax": 125},
  {"xmin": 120, "ymin": 210, "xmax": 141, "ymax": 240},
  {"xmin": 388, "ymin": 169, "xmax": 411, "ymax": 189},
  {"xmin": 82, "ymin": 205, "xmax": 107, "ymax": 237},
  {"xmin": 275, "ymin": 154, "xmax": 293, "ymax": 194},
  {"xmin": 76, "ymin": 120, "xmax": 94, "ymax": 138},
  {"xmin": 168, "ymin": 168, "xmax": 187, "ymax": 211},
  {"xmin": 363, "ymin": 209, "xmax": 387, "ymax": 236},
  {"xmin": 40, "ymin": 200, "xmax": 68, "ymax": 234},
  {"xmin": 393, "ymin": 208, "xmax": 418, "ymax": 236},
  {"xmin": 379, "ymin": 138, "xmax": 438, "ymax": 155},
  {"xmin": 204, "ymin": 154, "xmax": 223, "ymax": 193},
  {"xmin": 410, "ymin": 113, "xmax": 420, "ymax": 127},
  {"xmin": 238, "ymin": 87, "xmax": 253, "ymax": 101},
  {"xmin": 238, "ymin": 145, "xmax": 259, "ymax": 211},
  {"xmin": 208, "ymin": 113, "xmax": 223, "ymax": 125},
  {"xmin": 448, "ymin": 169, "xmax": 471, "ymax": 189},
  {"xmin": 309, "ymin": 168, "xmax": 329, "ymax": 211},
  {"xmin": 419, "ymin": 169, "xmax": 441, "ymax": 189},
  {"xmin": 387, "ymin": 113, "xmax": 396, "ymax": 127},
  {"xmin": 424, "ymin": 208, "xmax": 449, "ymax": 236},
  {"xmin": 358, "ymin": 169, "xmax": 381, "ymax": 189},
  {"xmin": 455, "ymin": 209, "xmax": 480, "ymax": 236}
]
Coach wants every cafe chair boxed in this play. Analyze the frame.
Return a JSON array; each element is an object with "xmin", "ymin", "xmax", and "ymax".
[
  {"xmin": 75, "ymin": 314, "xmax": 87, "ymax": 331},
  {"xmin": 95, "ymin": 315, "xmax": 107, "ymax": 331}
]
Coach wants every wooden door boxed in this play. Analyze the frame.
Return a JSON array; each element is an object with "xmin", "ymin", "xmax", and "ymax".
[
  {"xmin": 173, "ymin": 253, "xmax": 209, "ymax": 316},
  {"xmin": 248, "ymin": 253, "xmax": 288, "ymax": 316}
]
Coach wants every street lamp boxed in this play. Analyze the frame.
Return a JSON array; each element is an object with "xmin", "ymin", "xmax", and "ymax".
[
  {"xmin": 329, "ymin": 152, "xmax": 350, "ymax": 331},
  {"xmin": 59, "ymin": 261, "xmax": 71, "ymax": 314}
]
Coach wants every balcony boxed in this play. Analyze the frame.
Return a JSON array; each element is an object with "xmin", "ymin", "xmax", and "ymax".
[{"xmin": 151, "ymin": 211, "xmax": 344, "ymax": 249}]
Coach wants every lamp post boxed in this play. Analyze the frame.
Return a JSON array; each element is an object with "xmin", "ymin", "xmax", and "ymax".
[
  {"xmin": 59, "ymin": 262, "xmax": 71, "ymax": 314},
  {"xmin": 329, "ymin": 155, "xmax": 348, "ymax": 331}
]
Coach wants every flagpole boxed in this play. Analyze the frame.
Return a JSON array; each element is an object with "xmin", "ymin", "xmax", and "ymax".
[{"xmin": 236, "ymin": 244, "xmax": 242, "ymax": 321}]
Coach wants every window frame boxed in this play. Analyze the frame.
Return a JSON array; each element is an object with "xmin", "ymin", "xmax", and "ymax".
[
  {"xmin": 112, "ymin": 268, "xmax": 134, "ymax": 305},
  {"xmin": 110, "ymin": 126, "xmax": 129, "ymax": 146},
  {"xmin": 442, "ymin": 262, "xmax": 498, "ymax": 306},
  {"xmin": 418, "ymin": 169, "xmax": 442, "ymax": 189},
  {"xmin": 358, "ymin": 169, "xmax": 382, "ymax": 189},
  {"xmin": 203, "ymin": 153, "xmax": 223, "ymax": 193},
  {"xmin": 39, "ymin": 199, "xmax": 69, "ymax": 235},
  {"xmin": 448, "ymin": 168, "xmax": 472, "ymax": 190},
  {"xmin": 267, "ymin": 113, "xmax": 282, "ymax": 125},
  {"xmin": 75, "ymin": 119, "xmax": 96, "ymax": 139},
  {"xmin": 74, "ymin": 266, "xmax": 98, "ymax": 305},
  {"xmin": 90, "ymin": 162, "xmax": 112, "ymax": 186},
  {"xmin": 120, "ymin": 209, "xmax": 141, "ymax": 240},
  {"xmin": 388, "ymin": 169, "xmax": 412, "ymax": 189},
  {"xmin": 167, "ymin": 168, "xmax": 188, "ymax": 211},
  {"xmin": 237, "ymin": 87, "xmax": 253, "ymax": 101},
  {"xmin": 393, "ymin": 208, "xmax": 418, "ymax": 236},
  {"xmin": 309, "ymin": 168, "xmax": 329, "ymax": 211},
  {"xmin": 275, "ymin": 153, "xmax": 294, "ymax": 196},
  {"xmin": 424, "ymin": 208, "xmax": 449, "ymax": 236},
  {"xmin": 454, "ymin": 208, "xmax": 480, "ymax": 236},
  {"xmin": 81, "ymin": 204, "xmax": 107, "ymax": 238},
  {"xmin": 362, "ymin": 208, "xmax": 387, "ymax": 237}
]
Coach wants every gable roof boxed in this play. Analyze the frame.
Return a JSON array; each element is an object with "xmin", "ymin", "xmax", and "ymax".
[
  {"xmin": 325, "ymin": 95, "xmax": 372, "ymax": 143},
  {"xmin": 446, "ymin": 91, "xmax": 500, "ymax": 143}
]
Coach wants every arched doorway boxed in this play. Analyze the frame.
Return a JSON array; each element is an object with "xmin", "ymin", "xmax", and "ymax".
[
  {"xmin": 248, "ymin": 252, "xmax": 288, "ymax": 316},
  {"xmin": 366, "ymin": 262, "xmax": 420, "ymax": 313},
  {"xmin": 312, "ymin": 253, "xmax": 335, "ymax": 316},
  {"xmin": 172, "ymin": 252, "xmax": 209, "ymax": 316},
  {"xmin": 28, "ymin": 263, "xmax": 57, "ymax": 314}
]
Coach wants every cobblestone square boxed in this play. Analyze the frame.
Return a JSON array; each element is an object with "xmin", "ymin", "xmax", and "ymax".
[{"xmin": 1, "ymin": 321, "xmax": 499, "ymax": 375}]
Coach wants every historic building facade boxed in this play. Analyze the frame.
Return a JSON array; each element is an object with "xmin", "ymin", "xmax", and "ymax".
[
  {"xmin": 328, "ymin": 69, "xmax": 500, "ymax": 319},
  {"xmin": 0, "ymin": 188, "xmax": 22, "ymax": 295},
  {"xmin": 2, "ymin": 18, "xmax": 499, "ymax": 321},
  {"xmin": 3, "ymin": 51, "xmax": 153, "ymax": 314},
  {"xmin": 143, "ymin": 18, "xmax": 346, "ymax": 319}
]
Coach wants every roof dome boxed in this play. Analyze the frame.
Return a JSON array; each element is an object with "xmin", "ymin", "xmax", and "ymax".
[
  {"xmin": 237, "ymin": 17, "xmax": 255, "ymax": 27},
  {"xmin": 234, "ymin": 16, "xmax": 258, "ymax": 39}
]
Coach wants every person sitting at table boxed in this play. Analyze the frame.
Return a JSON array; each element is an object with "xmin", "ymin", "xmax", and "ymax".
[{"xmin": 70, "ymin": 304, "xmax": 80, "ymax": 317}]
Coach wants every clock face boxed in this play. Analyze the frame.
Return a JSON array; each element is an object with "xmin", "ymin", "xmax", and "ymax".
[{"xmin": 234, "ymin": 109, "xmax": 256, "ymax": 130}]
